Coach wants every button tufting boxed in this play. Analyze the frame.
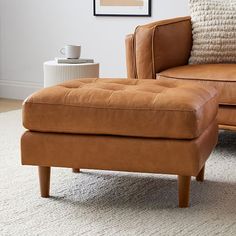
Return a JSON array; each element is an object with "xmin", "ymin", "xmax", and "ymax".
[{"xmin": 24, "ymin": 78, "xmax": 218, "ymax": 139}]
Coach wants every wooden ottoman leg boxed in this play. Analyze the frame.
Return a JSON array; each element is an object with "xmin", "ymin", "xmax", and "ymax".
[
  {"xmin": 178, "ymin": 175, "xmax": 191, "ymax": 208},
  {"xmin": 72, "ymin": 168, "xmax": 80, "ymax": 173},
  {"xmin": 196, "ymin": 165, "xmax": 205, "ymax": 182},
  {"xmin": 38, "ymin": 166, "xmax": 51, "ymax": 198}
]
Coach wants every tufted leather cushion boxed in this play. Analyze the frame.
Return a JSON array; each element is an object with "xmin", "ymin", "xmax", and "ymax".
[
  {"xmin": 23, "ymin": 78, "xmax": 218, "ymax": 139},
  {"xmin": 158, "ymin": 64, "xmax": 236, "ymax": 106}
]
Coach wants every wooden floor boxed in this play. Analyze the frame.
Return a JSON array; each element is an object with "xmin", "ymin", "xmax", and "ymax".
[{"xmin": 0, "ymin": 98, "xmax": 23, "ymax": 113}]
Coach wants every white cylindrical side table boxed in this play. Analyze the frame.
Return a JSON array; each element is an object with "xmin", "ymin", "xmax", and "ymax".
[{"xmin": 44, "ymin": 61, "xmax": 99, "ymax": 87}]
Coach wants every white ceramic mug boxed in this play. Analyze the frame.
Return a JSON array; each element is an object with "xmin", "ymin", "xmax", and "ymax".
[{"xmin": 60, "ymin": 45, "xmax": 81, "ymax": 59}]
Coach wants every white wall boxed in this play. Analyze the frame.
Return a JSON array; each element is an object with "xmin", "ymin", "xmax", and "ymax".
[{"xmin": 0, "ymin": 0, "xmax": 189, "ymax": 99}]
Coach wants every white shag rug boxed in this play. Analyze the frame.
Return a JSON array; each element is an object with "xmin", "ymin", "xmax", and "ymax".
[{"xmin": 0, "ymin": 110, "xmax": 235, "ymax": 236}]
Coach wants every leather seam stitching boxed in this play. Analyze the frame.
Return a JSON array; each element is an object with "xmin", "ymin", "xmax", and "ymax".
[
  {"xmin": 137, "ymin": 17, "xmax": 191, "ymax": 30},
  {"xmin": 153, "ymin": 19, "xmax": 190, "ymax": 29},
  {"xmin": 158, "ymin": 74, "xmax": 236, "ymax": 83},
  {"xmin": 25, "ymin": 95, "xmax": 217, "ymax": 113}
]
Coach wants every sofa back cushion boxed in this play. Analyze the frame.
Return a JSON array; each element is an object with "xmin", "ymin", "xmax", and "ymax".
[
  {"xmin": 189, "ymin": 0, "xmax": 236, "ymax": 64},
  {"xmin": 134, "ymin": 17, "xmax": 192, "ymax": 79}
]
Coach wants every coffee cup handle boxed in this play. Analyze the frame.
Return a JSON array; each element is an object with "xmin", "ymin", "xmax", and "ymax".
[{"xmin": 60, "ymin": 48, "xmax": 65, "ymax": 55}]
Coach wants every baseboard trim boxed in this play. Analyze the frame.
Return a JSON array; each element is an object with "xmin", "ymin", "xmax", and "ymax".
[{"xmin": 0, "ymin": 80, "xmax": 43, "ymax": 100}]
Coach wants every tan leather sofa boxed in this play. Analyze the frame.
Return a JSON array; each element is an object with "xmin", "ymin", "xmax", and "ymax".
[{"xmin": 125, "ymin": 16, "xmax": 236, "ymax": 132}]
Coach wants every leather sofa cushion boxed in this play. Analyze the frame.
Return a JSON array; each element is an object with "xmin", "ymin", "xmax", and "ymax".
[
  {"xmin": 23, "ymin": 78, "xmax": 218, "ymax": 139},
  {"xmin": 158, "ymin": 64, "xmax": 236, "ymax": 105},
  {"xmin": 218, "ymin": 105, "xmax": 236, "ymax": 127}
]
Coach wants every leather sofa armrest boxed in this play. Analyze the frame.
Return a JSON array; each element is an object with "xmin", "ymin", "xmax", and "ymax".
[
  {"xmin": 125, "ymin": 34, "xmax": 136, "ymax": 79},
  {"xmin": 134, "ymin": 16, "xmax": 193, "ymax": 79}
]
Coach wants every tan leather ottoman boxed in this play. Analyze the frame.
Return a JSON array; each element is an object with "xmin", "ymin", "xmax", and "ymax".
[{"xmin": 21, "ymin": 78, "xmax": 218, "ymax": 207}]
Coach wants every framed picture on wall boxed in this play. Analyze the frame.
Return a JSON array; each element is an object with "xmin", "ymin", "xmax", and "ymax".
[{"xmin": 93, "ymin": 0, "xmax": 151, "ymax": 17}]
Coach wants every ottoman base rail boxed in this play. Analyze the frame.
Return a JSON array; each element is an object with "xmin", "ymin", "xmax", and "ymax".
[{"xmin": 21, "ymin": 121, "xmax": 218, "ymax": 208}]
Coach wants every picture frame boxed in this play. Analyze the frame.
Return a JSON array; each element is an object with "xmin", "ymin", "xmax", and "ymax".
[{"xmin": 93, "ymin": 0, "xmax": 151, "ymax": 17}]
